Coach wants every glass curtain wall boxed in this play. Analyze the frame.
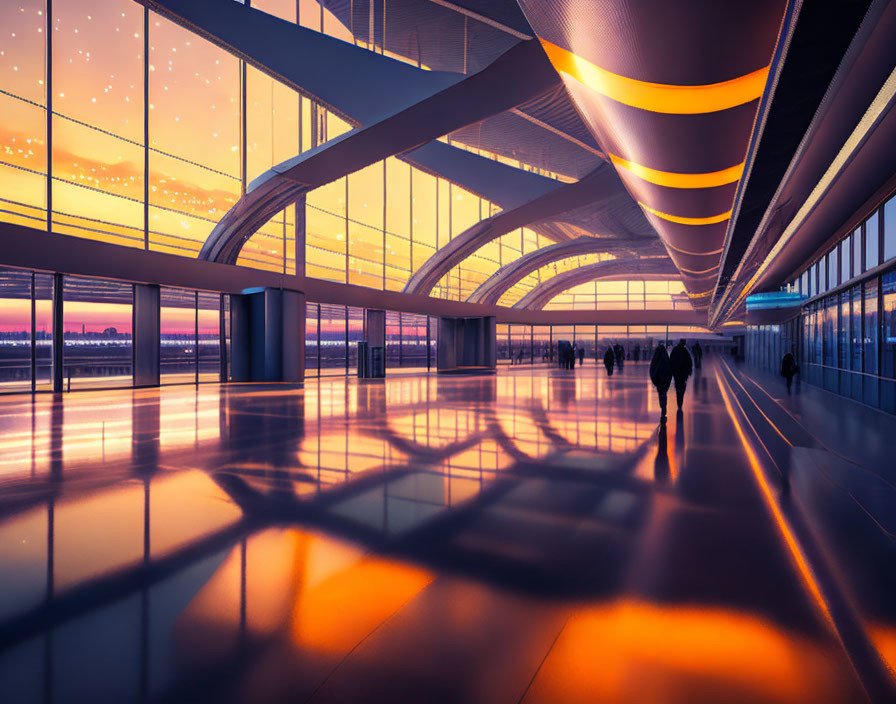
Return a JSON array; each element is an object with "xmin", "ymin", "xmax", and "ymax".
[
  {"xmin": 497, "ymin": 324, "xmax": 511, "ymax": 364},
  {"xmin": 304, "ymin": 302, "xmax": 319, "ymax": 378},
  {"xmin": 541, "ymin": 279, "xmax": 690, "ymax": 311},
  {"xmin": 62, "ymin": 276, "xmax": 133, "ymax": 390},
  {"xmin": 0, "ymin": 268, "xmax": 226, "ymax": 393},
  {"xmin": 197, "ymin": 292, "xmax": 221, "ymax": 381},
  {"xmin": 303, "ymin": 304, "xmax": 437, "ymax": 376},
  {"xmin": 399, "ymin": 313, "xmax": 428, "ymax": 370},
  {"xmin": 753, "ymin": 257, "xmax": 896, "ymax": 412},
  {"xmin": 385, "ymin": 311, "xmax": 401, "ymax": 368},
  {"xmin": 319, "ymin": 303, "xmax": 347, "ymax": 376},
  {"xmin": 510, "ymin": 325, "xmax": 533, "ymax": 365},
  {"xmin": 0, "ymin": 268, "xmax": 36, "ymax": 392},
  {"xmin": 347, "ymin": 306, "xmax": 364, "ymax": 374},
  {"xmin": 160, "ymin": 288, "xmax": 197, "ymax": 384},
  {"xmin": 0, "ymin": 1, "xmax": 320, "ymax": 273}
]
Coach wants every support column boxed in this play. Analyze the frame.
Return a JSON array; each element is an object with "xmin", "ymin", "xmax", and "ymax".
[
  {"xmin": 52, "ymin": 273, "xmax": 63, "ymax": 393},
  {"xmin": 359, "ymin": 309, "xmax": 385, "ymax": 378},
  {"xmin": 134, "ymin": 284, "xmax": 160, "ymax": 387},
  {"xmin": 437, "ymin": 316, "xmax": 496, "ymax": 373},
  {"xmin": 484, "ymin": 316, "xmax": 496, "ymax": 368},
  {"xmin": 230, "ymin": 287, "xmax": 305, "ymax": 382}
]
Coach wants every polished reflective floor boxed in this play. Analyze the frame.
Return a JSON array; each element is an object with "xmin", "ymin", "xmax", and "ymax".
[{"xmin": 0, "ymin": 359, "xmax": 893, "ymax": 703}]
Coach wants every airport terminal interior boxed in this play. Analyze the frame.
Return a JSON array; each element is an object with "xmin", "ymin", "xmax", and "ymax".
[{"xmin": 1, "ymin": 1, "xmax": 896, "ymax": 702}]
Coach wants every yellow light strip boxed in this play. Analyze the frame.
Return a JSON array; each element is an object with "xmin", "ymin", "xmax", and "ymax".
[
  {"xmin": 541, "ymin": 39, "xmax": 769, "ymax": 114},
  {"xmin": 640, "ymin": 202, "xmax": 731, "ymax": 226},
  {"xmin": 714, "ymin": 368, "xmax": 836, "ymax": 630},
  {"xmin": 667, "ymin": 242, "xmax": 725, "ymax": 257},
  {"xmin": 679, "ymin": 265, "xmax": 720, "ymax": 276},
  {"xmin": 611, "ymin": 154, "xmax": 743, "ymax": 189},
  {"xmin": 687, "ymin": 290, "xmax": 713, "ymax": 298}
]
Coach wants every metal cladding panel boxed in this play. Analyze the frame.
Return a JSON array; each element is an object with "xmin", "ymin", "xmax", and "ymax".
[
  {"xmin": 517, "ymin": 0, "xmax": 788, "ymax": 311},
  {"xmin": 519, "ymin": 0, "xmax": 785, "ymax": 85}
]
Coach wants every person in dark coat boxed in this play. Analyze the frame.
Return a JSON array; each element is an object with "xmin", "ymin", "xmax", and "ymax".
[
  {"xmin": 603, "ymin": 346, "xmax": 615, "ymax": 376},
  {"xmin": 633, "ymin": 344, "xmax": 641, "ymax": 362},
  {"xmin": 692, "ymin": 342, "xmax": 703, "ymax": 370},
  {"xmin": 614, "ymin": 343, "xmax": 625, "ymax": 370},
  {"xmin": 577, "ymin": 346, "xmax": 585, "ymax": 366},
  {"xmin": 781, "ymin": 351, "xmax": 798, "ymax": 392},
  {"xmin": 649, "ymin": 343, "xmax": 673, "ymax": 421},
  {"xmin": 669, "ymin": 339, "xmax": 693, "ymax": 411}
]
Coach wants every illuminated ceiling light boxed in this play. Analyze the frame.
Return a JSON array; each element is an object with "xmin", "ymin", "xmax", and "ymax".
[
  {"xmin": 541, "ymin": 39, "xmax": 769, "ymax": 114},
  {"xmin": 640, "ymin": 202, "xmax": 731, "ymax": 226},
  {"xmin": 721, "ymin": 64, "xmax": 896, "ymax": 321},
  {"xmin": 611, "ymin": 154, "xmax": 743, "ymax": 189}
]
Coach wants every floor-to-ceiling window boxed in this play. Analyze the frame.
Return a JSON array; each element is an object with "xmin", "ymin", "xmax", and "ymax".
[
  {"xmin": 197, "ymin": 291, "xmax": 221, "ymax": 381},
  {"xmin": 51, "ymin": 0, "xmax": 145, "ymax": 247},
  {"xmin": 0, "ymin": 2, "xmax": 309, "ymax": 273},
  {"xmin": 319, "ymin": 304, "xmax": 347, "ymax": 376},
  {"xmin": 0, "ymin": 1, "xmax": 48, "ymax": 229},
  {"xmin": 304, "ymin": 302, "xmax": 319, "ymax": 378},
  {"xmin": 400, "ymin": 313, "xmax": 429, "ymax": 370},
  {"xmin": 851, "ymin": 286, "xmax": 862, "ymax": 372},
  {"xmin": 160, "ymin": 288, "xmax": 197, "ymax": 384},
  {"xmin": 863, "ymin": 280, "xmax": 878, "ymax": 375},
  {"xmin": 882, "ymin": 272, "xmax": 896, "ymax": 379},
  {"xmin": 0, "ymin": 268, "xmax": 35, "ymax": 392},
  {"xmin": 62, "ymin": 276, "xmax": 133, "ymax": 390}
]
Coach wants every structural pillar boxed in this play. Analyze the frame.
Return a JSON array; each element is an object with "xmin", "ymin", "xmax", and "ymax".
[
  {"xmin": 51, "ymin": 273, "xmax": 64, "ymax": 393},
  {"xmin": 133, "ymin": 283, "xmax": 160, "ymax": 387},
  {"xmin": 436, "ymin": 316, "xmax": 497, "ymax": 373},
  {"xmin": 230, "ymin": 287, "xmax": 305, "ymax": 382}
]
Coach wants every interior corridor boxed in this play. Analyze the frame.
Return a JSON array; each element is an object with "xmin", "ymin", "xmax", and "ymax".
[{"xmin": 0, "ymin": 359, "xmax": 893, "ymax": 703}]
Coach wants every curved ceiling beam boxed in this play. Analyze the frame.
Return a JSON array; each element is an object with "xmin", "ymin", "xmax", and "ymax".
[
  {"xmin": 513, "ymin": 258, "xmax": 679, "ymax": 310},
  {"xmin": 516, "ymin": 0, "xmax": 789, "ymax": 310},
  {"xmin": 138, "ymin": 0, "xmax": 459, "ymax": 124},
  {"xmin": 195, "ymin": 40, "xmax": 559, "ymax": 262},
  {"xmin": 140, "ymin": 0, "xmax": 565, "ymax": 214},
  {"xmin": 403, "ymin": 164, "xmax": 649, "ymax": 295},
  {"xmin": 466, "ymin": 236, "xmax": 664, "ymax": 306}
]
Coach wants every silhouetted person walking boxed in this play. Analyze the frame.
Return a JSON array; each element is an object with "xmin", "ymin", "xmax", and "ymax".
[
  {"xmin": 781, "ymin": 351, "xmax": 798, "ymax": 392},
  {"xmin": 577, "ymin": 346, "xmax": 584, "ymax": 366},
  {"xmin": 603, "ymin": 347, "xmax": 615, "ymax": 376},
  {"xmin": 614, "ymin": 343, "xmax": 625, "ymax": 370},
  {"xmin": 649, "ymin": 343, "xmax": 672, "ymax": 421},
  {"xmin": 670, "ymin": 339, "xmax": 693, "ymax": 411},
  {"xmin": 633, "ymin": 344, "xmax": 641, "ymax": 362},
  {"xmin": 692, "ymin": 342, "xmax": 703, "ymax": 370}
]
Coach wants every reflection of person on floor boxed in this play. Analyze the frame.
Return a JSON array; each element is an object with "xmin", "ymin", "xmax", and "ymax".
[
  {"xmin": 692, "ymin": 341, "xmax": 703, "ymax": 370},
  {"xmin": 654, "ymin": 422, "xmax": 669, "ymax": 482},
  {"xmin": 603, "ymin": 346, "xmax": 615, "ymax": 376},
  {"xmin": 649, "ymin": 343, "xmax": 672, "ymax": 422},
  {"xmin": 578, "ymin": 346, "xmax": 585, "ymax": 366},
  {"xmin": 781, "ymin": 351, "xmax": 798, "ymax": 392},
  {"xmin": 670, "ymin": 339, "xmax": 693, "ymax": 412}
]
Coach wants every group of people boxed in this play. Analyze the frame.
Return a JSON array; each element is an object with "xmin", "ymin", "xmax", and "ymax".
[
  {"xmin": 556, "ymin": 340, "xmax": 586, "ymax": 369},
  {"xmin": 648, "ymin": 340, "xmax": 702, "ymax": 422},
  {"xmin": 602, "ymin": 343, "xmax": 626, "ymax": 375}
]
